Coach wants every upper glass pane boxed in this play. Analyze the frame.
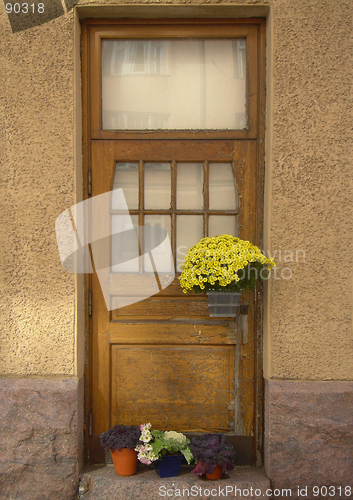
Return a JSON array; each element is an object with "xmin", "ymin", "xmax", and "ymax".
[
  {"xmin": 111, "ymin": 214, "xmax": 139, "ymax": 273},
  {"xmin": 144, "ymin": 163, "xmax": 171, "ymax": 209},
  {"xmin": 112, "ymin": 162, "xmax": 139, "ymax": 210},
  {"xmin": 144, "ymin": 215, "xmax": 171, "ymax": 272},
  {"xmin": 209, "ymin": 216, "xmax": 238, "ymax": 237},
  {"xmin": 177, "ymin": 163, "xmax": 203, "ymax": 210},
  {"xmin": 102, "ymin": 39, "xmax": 247, "ymax": 130},
  {"xmin": 176, "ymin": 215, "xmax": 203, "ymax": 272},
  {"xmin": 209, "ymin": 163, "xmax": 237, "ymax": 210}
]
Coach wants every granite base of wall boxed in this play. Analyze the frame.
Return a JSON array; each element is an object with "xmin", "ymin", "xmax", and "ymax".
[
  {"xmin": 264, "ymin": 380, "xmax": 353, "ymax": 499},
  {"xmin": 0, "ymin": 377, "xmax": 84, "ymax": 500}
]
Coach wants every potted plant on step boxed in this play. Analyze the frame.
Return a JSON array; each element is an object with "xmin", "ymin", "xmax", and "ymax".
[
  {"xmin": 179, "ymin": 235, "xmax": 275, "ymax": 317},
  {"xmin": 135, "ymin": 423, "xmax": 193, "ymax": 477},
  {"xmin": 190, "ymin": 434, "xmax": 236, "ymax": 480},
  {"xmin": 100, "ymin": 424, "xmax": 141, "ymax": 476}
]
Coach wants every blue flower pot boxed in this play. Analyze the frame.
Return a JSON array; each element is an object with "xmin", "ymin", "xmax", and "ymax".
[{"xmin": 154, "ymin": 454, "xmax": 184, "ymax": 478}]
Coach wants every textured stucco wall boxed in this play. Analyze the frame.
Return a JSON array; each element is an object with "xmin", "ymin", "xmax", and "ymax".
[
  {"xmin": 0, "ymin": 0, "xmax": 352, "ymax": 380},
  {"xmin": 266, "ymin": 0, "xmax": 353, "ymax": 380},
  {"xmin": 0, "ymin": 9, "xmax": 76, "ymax": 375}
]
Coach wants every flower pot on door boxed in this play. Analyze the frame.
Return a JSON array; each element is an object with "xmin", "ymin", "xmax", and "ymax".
[{"xmin": 207, "ymin": 291, "xmax": 242, "ymax": 317}]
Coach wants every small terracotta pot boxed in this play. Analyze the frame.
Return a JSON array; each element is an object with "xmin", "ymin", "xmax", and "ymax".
[
  {"xmin": 205, "ymin": 465, "xmax": 222, "ymax": 480},
  {"xmin": 110, "ymin": 448, "xmax": 138, "ymax": 476}
]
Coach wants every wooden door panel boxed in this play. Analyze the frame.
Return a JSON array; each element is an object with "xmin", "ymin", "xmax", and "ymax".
[
  {"xmin": 112, "ymin": 295, "xmax": 210, "ymax": 318},
  {"xmin": 108, "ymin": 323, "xmax": 237, "ymax": 345},
  {"xmin": 91, "ymin": 139, "xmax": 257, "ymax": 460},
  {"xmin": 111, "ymin": 345, "xmax": 234, "ymax": 432}
]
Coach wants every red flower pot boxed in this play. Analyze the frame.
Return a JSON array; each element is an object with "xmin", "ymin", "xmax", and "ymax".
[
  {"xmin": 205, "ymin": 465, "xmax": 222, "ymax": 480},
  {"xmin": 110, "ymin": 448, "xmax": 138, "ymax": 476}
]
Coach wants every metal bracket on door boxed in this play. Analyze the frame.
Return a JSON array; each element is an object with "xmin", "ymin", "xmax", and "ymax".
[{"xmin": 88, "ymin": 171, "xmax": 92, "ymax": 196}]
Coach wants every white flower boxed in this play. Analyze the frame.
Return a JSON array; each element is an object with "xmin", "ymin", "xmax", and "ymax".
[
  {"xmin": 148, "ymin": 451, "xmax": 158, "ymax": 462},
  {"xmin": 137, "ymin": 447, "xmax": 158, "ymax": 465},
  {"xmin": 164, "ymin": 431, "xmax": 187, "ymax": 444},
  {"xmin": 141, "ymin": 430, "xmax": 152, "ymax": 443},
  {"xmin": 140, "ymin": 422, "xmax": 152, "ymax": 431}
]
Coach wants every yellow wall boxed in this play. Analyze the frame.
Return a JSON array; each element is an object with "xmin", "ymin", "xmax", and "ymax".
[
  {"xmin": 263, "ymin": 0, "xmax": 353, "ymax": 380},
  {"xmin": 0, "ymin": 0, "xmax": 352, "ymax": 380},
  {"xmin": 1, "ymin": 8, "xmax": 76, "ymax": 375}
]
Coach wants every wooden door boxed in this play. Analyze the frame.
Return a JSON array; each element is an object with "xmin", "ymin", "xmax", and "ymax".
[
  {"xmin": 82, "ymin": 18, "xmax": 266, "ymax": 464},
  {"xmin": 90, "ymin": 139, "xmax": 257, "ymax": 461}
]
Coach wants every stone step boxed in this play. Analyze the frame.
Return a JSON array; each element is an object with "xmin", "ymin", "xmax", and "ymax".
[{"xmin": 79, "ymin": 465, "xmax": 271, "ymax": 500}]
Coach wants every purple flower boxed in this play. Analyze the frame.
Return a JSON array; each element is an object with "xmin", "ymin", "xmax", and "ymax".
[
  {"xmin": 190, "ymin": 434, "xmax": 235, "ymax": 476},
  {"xmin": 100, "ymin": 425, "xmax": 141, "ymax": 451}
]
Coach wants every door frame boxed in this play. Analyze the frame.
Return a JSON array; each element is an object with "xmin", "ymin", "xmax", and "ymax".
[{"xmin": 81, "ymin": 17, "xmax": 266, "ymax": 465}]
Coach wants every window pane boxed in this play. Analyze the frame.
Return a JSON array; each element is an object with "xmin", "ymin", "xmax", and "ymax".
[
  {"xmin": 144, "ymin": 163, "xmax": 171, "ymax": 209},
  {"xmin": 144, "ymin": 215, "xmax": 171, "ymax": 272},
  {"xmin": 111, "ymin": 214, "xmax": 139, "ymax": 272},
  {"xmin": 233, "ymin": 39, "xmax": 246, "ymax": 79},
  {"xmin": 209, "ymin": 163, "xmax": 237, "ymax": 210},
  {"xmin": 177, "ymin": 163, "xmax": 203, "ymax": 210},
  {"xmin": 209, "ymin": 216, "xmax": 238, "ymax": 237},
  {"xmin": 176, "ymin": 215, "xmax": 203, "ymax": 272},
  {"xmin": 102, "ymin": 39, "xmax": 247, "ymax": 130},
  {"xmin": 112, "ymin": 162, "xmax": 138, "ymax": 210}
]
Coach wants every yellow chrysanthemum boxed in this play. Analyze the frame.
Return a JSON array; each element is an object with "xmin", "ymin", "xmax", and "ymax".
[{"xmin": 179, "ymin": 235, "xmax": 275, "ymax": 293}]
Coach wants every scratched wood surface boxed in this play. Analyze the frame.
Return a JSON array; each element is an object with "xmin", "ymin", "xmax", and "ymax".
[
  {"xmin": 91, "ymin": 139, "xmax": 257, "ymax": 444},
  {"xmin": 235, "ymin": 142, "xmax": 257, "ymax": 438},
  {"xmin": 108, "ymin": 321, "xmax": 237, "ymax": 345},
  {"xmin": 111, "ymin": 345, "xmax": 234, "ymax": 432},
  {"xmin": 111, "ymin": 295, "xmax": 210, "ymax": 318}
]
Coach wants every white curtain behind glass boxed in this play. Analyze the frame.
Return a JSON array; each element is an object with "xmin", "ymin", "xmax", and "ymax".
[{"xmin": 102, "ymin": 39, "xmax": 247, "ymax": 130}]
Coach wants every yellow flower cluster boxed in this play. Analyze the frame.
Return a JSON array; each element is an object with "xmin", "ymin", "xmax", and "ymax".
[{"xmin": 179, "ymin": 235, "xmax": 275, "ymax": 293}]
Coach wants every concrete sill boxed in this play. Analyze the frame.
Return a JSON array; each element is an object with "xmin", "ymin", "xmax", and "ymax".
[{"xmin": 79, "ymin": 464, "xmax": 270, "ymax": 500}]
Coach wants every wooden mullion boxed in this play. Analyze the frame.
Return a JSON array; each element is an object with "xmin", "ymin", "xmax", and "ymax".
[
  {"xmin": 111, "ymin": 210, "xmax": 239, "ymax": 216},
  {"xmin": 138, "ymin": 160, "xmax": 144, "ymax": 273},
  {"xmin": 171, "ymin": 160, "xmax": 177, "ymax": 269},
  {"xmin": 110, "ymin": 209, "xmax": 241, "ymax": 215},
  {"xmin": 203, "ymin": 210, "xmax": 238, "ymax": 215},
  {"xmin": 204, "ymin": 161, "xmax": 209, "ymax": 237},
  {"xmin": 139, "ymin": 160, "xmax": 144, "ymax": 211},
  {"xmin": 143, "ymin": 210, "xmax": 173, "ymax": 215},
  {"xmin": 110, "ymin": 210, "xmax": 141, "ymax": 215},
  {"xmin": 112, "ymin": 210, "xmax": 238, "ymax": 215}
]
